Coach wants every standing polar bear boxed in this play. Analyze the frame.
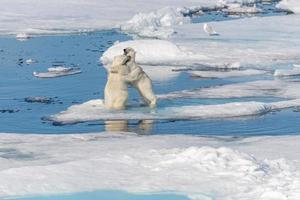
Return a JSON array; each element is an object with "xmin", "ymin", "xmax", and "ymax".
[
  {"xmin": 123, "ymin": 47, "xmax": 157, "ymax": 108},
  {"xmin": 104, "ymin": 55, "xmax": 130, "ymax": 110}
]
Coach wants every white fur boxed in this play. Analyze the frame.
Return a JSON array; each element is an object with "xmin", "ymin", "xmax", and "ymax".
[
  {"xmin": 124, "ymin": 48, "xmax": 157, "ymax": 108},
  {"xmin": 104, "ymin": 55, "xmax": 130, "ymax": 110}
]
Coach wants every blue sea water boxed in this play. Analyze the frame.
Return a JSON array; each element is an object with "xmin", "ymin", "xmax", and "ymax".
[{"xmin": 1, "ymin": 30, "xmax": 300, "ymax": 135}]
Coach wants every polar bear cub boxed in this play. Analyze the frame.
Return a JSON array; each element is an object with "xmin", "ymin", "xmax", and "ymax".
[
  {"xmin": 104, "ymin": 55, "xmax": 130, "ymax": 110},
  {"xmin": 123, "ymin": 47, "xmax": 157, "ymax": 108}
]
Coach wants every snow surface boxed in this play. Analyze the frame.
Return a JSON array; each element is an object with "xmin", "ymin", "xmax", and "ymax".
[
  {"xmin": 189, "ymin": 69, "xmax": 267, "ymax": 78},
  {"xmin": 171, "ymin": 14, "xmax": 300, "ymax": 67},
  {"xmin": 0, "ymin": 0, "xmax": 266, "ymax": 36},
  {"xmin": 48, "ymin": 98, "xmax": 300, "ymax": 124},
  {"xmin": 158, "ymin": 79, "xmax": 300, "ymax": 100},
  {"xmin": 101, "ymin": 39, "xmax": 207, "ymax": 66},
  {"xmin": 0, "ymin": 133, "xmax": 299, "ymax": 199},
  {"xmin": 102, "ymin": 14, "xmax": 300, "ymax": 70},
  {"xmin": 120, "ymin": 7, "xmax": 190, "ymax": 39}
]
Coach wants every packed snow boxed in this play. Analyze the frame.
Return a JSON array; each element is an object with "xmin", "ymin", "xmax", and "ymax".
[
  {"xmin": 48, "ymin": 98, "xmax": 300, "ymax": 124},
  {"xmin": 189, "ymin": 69, "xmax": 267, "ymax": 78},
  {"xmin": 171, "ymin": 14, "xmax": 300, "ymax": 67},
  {"xmin": 0, "ymin": 133, "xmax": 299, "ymax": 199},
  {"xmin": 158, "ymin": 79, "xmax": 300, "ymax": 100},
  {"xmin": 120, "ymin": 7, "xmax": 190, "ymax": 39},
  {"xmin": 101, "ymin": 39, "xmax": 207, "ymax": 66}
]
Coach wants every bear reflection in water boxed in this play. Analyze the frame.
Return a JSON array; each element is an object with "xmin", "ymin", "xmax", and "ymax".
[{"xmin": 105, "ymin": 120, "xmax": 154, "ymax": 134}]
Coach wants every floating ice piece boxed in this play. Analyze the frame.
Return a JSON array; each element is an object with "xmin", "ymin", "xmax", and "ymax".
[
  {"xmin": 189, "ymin": 69, "xmax": 267, "ymax": 78},
  {"xmin": 16, "ymin": 33, "xmax": 30, "ymax": 41},
  {"xmin": 47, "ymin": 66, "xmax": 72, "ymax": 72},
  {"xmin": 203, "ymin": 23, "xmax": 219, "ymax": 36},
  {"xmin": 24, "ymin": 97, "xmax": 54, "ymax": 104},
  {"xmin": 0, "ymin": 133, "xmax": 299, "ymax": 199},
  {"xmin": 293, "ymin": 64, "xmax": 300, "ymax": 68},
  {"xmin": 33, "ymin": 67, "xmax": 81, "ymax": 78},
  {"xmin": 274, "ymin": 67, "xmax": 300, "ymax": 77},
  {"xmin": 25, "ymin": 59, "xmax": 37, "ymax": 65},
  {"xmin": 276, "ymin": 0, "xmax": 300, "ymax": 13},
  {"xmin": 48, "ymin": 98, "xmax": 300, "ymax": 125}
]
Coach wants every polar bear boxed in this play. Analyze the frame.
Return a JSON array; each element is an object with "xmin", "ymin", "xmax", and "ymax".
[
  {"xmin": 104, "ymin": 55, "xmax": 130, "ymax": 110},
  {"xmin": 123, "ymin": 47, "xmax": 157, "ymax": 108}
]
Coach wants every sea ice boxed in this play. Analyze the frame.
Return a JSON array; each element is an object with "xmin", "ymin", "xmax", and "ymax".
[
  {"xmin": 33, "ymin": 67, "xmax": 81, "ymax": 78},
  {"xmin": 277, "ymin": 0, "xmax": 300, "ymax": 13},
  {"xmin": 274, "ymin": 66, "xmax": 300, "ymax": 77},
  {"xmin": 189, "ymin": 69, "xmax": 267, "ymax": 78},
  {"xmin": 171, "ymin": 14, "xmax": 300, "ymax": 67},
  {"xmin": 0, "ymin": 133, "xmax": 299, "ymax": 199},
  {"xmin": 120, "ymin": 7, "xmax": 190, "ymax": 39},
  {"xmin": 48, "ymin": 98, "xmax": 300, "ymax": 124},
  {"xmin": 158, "ymin": 79, "xmax": 300, "ymax": 100},
  {"xmin": 101, "ymin": 39, "xmax": 207, "ymax": 66}
]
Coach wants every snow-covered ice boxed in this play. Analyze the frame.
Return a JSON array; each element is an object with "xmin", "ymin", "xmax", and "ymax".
[
  {"xmin": 101, "ymin": 39, "xmax": 207, "ymax": 66},
  {"xmin": 0, "ymin": 133, "xmax": 299, "ymax": 199},
  {"xmin": 277, "ymin": 0, "xmax": 300, "ymax": 14},
  {"xmin": 274, "ymin": 66, "xmax": 300, "ymax": 77},
  {"xmin": 0, "ymin": 0, "xmax": 222, "ymax": 36},
  {"xmin": 120, "ymin": 7, "xmax": 190, "ymax": 39},
  {"xmin": 33, "ymin": 67, "xmax": 82, "ymax": 78},
  {"xmin": 158, "ymin": 79, "xmax": 300, "ymax": 100},
  {"xmin": 48, "ymin": 98, "xmax": 300, "ymax": 124},
  {"xmin": 189, "ymin": 69, "xmax": 267, "ymax": 78},
  {"xmin": 223, "ymin": 4, "xmax": 262, "ymax": 14},
  {"xmin": 25, "ymin": 59, "xmax": 37, "ymax": 65},
  {"xmin": 171, "ymin": 14, "xmax": 300, "ymax": 67}
]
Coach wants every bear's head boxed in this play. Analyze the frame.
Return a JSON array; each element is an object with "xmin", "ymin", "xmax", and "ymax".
[
  {"xmin": 112, "ymin": 55, "xmax": 130, "ymax": 67},
  {"xmin": 110, "ymin": 55, "xmax": 130, "ymax": 74},
  {"xmin": 123, "ymin": 47, "xmax": 136, "ymax": 61}
]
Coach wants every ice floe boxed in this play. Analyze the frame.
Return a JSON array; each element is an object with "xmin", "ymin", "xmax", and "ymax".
[
  {"xmin": 48, "ymin": 98, "xmax": 300, "ymax": 125},
  {"xmin": 25, "ymin": 59, "xmax": 37, "ymax": 65},
  {"xmin": 16, "ymin": 33, "xmax": 30, "ymax": 41},
  {"xmin": 33, "ymin": 67, "xmax": 81, "ymax": 78},
  {"xmin": 189, "ymin": 69, "xmax": 267, "ymax": 78},
  {"xmin": 0, "ymin": 133, "xmax": 299, "ymax": 199},
  {"xmin": 120, "ymin": 7, "xmax": 190, "ymax": 39},
  {"xmin": 158, "ymin": 79, "xmax": 300, "ymax": 100},
  {"xmin": 274, "ymin": 66, "xmax": 300, "ymax": 77},
  {"xmin": 24, "ymin": 97, "xmax": 54, "ymax": 104},
  {"xmin": 277, "ymin": 0, "xmax": 300, "ymax": 14}
]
